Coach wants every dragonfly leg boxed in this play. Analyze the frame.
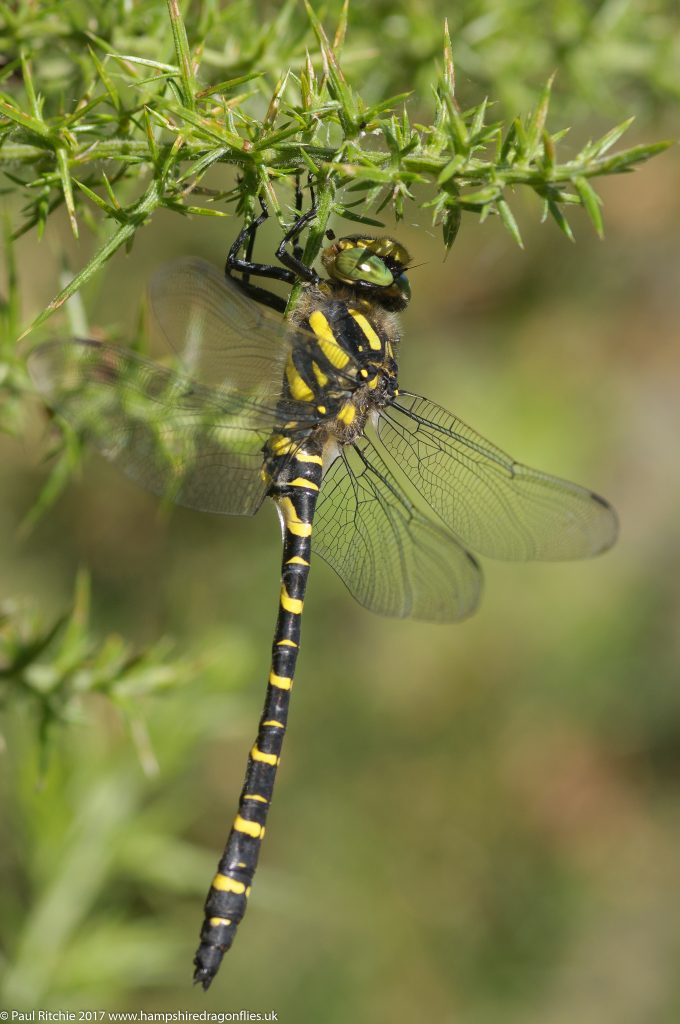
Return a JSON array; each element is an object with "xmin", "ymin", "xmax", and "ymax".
[
  {"xmin": 274, "ymin": 184, "xmax": 321, "ymax": 284},
  {"xmin": 226, "ymin": 183, "xmax": 322, "ymax": 309},
  {"xmin": 225, "ymin": 198, "xmax": 297, "ymax": 312},
  {"xmin": 291, "ymin": 174, "xmax": 304, "ymax": 261}
]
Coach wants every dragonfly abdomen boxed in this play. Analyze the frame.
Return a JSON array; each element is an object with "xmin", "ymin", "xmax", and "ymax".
[{"xmin": 193, "ymin": 438, "xmax": 324, "ymax": 989}]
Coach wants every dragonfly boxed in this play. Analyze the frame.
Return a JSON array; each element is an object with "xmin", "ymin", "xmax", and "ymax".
[{"xmin": 29, "ymin": 190, "xmax": 618, "ymax": 988}]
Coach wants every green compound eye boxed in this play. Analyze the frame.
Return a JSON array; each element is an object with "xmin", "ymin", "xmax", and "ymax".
[{"xmin": 334, "ymin": 248, "xmax": 393, "ymax": 286}]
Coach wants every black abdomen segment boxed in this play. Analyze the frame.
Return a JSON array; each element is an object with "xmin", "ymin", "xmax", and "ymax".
[{"xmin": 193, "ymin": 438, "xmax": 324, "ymax": 989}]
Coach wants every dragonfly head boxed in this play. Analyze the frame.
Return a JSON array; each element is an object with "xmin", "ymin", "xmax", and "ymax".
[{"xmin": 322, "ymin": 235, "xmax": 411, "ymax": 311}]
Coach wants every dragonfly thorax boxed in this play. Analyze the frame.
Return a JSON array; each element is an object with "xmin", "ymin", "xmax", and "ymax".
[
  {"xmin": 285, "ymin": 282, "xmax": 400, "ymax": 420},
  {"xmin": 264, "ymin": 277, "xmax": 402, "ymax": 485}
]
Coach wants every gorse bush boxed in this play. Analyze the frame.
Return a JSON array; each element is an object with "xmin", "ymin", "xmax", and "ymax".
[
  {"xmin": 1, "ymin": 1, "xmax": 671, "ymax": 328},
  {"xmin": 0, "ymin": 0, "xmax": 672, "ymax": 735}
]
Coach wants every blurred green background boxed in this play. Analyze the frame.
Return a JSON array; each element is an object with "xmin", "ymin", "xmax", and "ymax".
[{"xmin": 1, "ymin": 2, "xmax": 680, "ymax": 1022}]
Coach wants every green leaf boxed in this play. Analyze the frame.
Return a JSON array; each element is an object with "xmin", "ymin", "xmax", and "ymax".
[
  {"xmin": 196, "ymin": 72, "xmax": 263, "ymax": 99},
  {"xmin": 590, "ymin": 140, "xmax": 674, "ymax": 176},
  {"xmin": 526, "ymin": 74, "xmax": 554, "ymax": 159},
  {"xmin": 574, "ymin": 176, "xmax": 603, "ymax": 238},
  {"xmin": 107, "ymin": 53, "xmax": 179, "ymax": 74},
  {"xmin": 0, "ymin": 96, "xmax": 50, "ymax": 139},
  {"xmin": 19, "ymin": 51, "xmax": 41, "ymax": 122},
  {"xmin": 547, "ymin": 198, "xmax": 575, "ymax": 241},
  {"xmin": 460, "ymin": 185, "xmax": 501, "ymax": 205},
  {"xmin": 88, "ymin": 46, "xmax": 121, "ymax": 112},
  {"xmin": 305, "ymin": 0, "xmax": 357, "ymax": 134},
  {"xmin": 442, "ymin": 201, "xmax": 461, "ymax": 252},
  {"xmin": 442, "ymin": 18, "xmax": 456, "ymax": 99},
  {"xmin": 437, "ymin": 155, "xmax": 465, "ymax": 186},
  {"xmin": 591, "ymin": 117, "xmax": 635, "ymax": 158},
  {"xmin": 334, "ymin": 206, "xmax": 385, "ymax": 227},
  {"xmin": 22, "ymin": 180, "xmax": 162, "ymax": 337},
  {"xmin": 165, "ymin": 0, "xmax": 196, "ymax": 110},
  {"xmin": 331, "ymin": 163, "xmax": 395, "ymax": 183},
  {"xmin": 73, "ymin": 178, "xmax": 120, "ymax": 217},
  {"xmin": 55, "ymin": 147, "xmax": 79, "ymax": 239},
  {"xmin": 496, "ymin": 197, "xmax": 524, "ymax": 248},
  {"xmin": 444, "ymin": 94, "xmax": 469, "ymax": 155}
]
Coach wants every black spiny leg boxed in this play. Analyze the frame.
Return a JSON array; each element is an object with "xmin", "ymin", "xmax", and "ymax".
[
  {"xmin": 274, "ymin": 182, "xmax": 320, "ymax": 284},
  {"xmin": 226, "ymin": 184, "xmax": 322, "ymax": 310},
  {"xmin": 291, "ymin": 175, "xmax": 305, "ymax": 265},
  {"xmin": 226, "ymin": 200, "xmax": 294, "ymax": 313}
]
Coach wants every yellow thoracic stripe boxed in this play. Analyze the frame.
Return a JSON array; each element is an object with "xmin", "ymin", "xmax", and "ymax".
[
  {"xmin": 211, "ymin": 874, "xmax": 246, "ymax": 894},
  {"xmin": 280, "ymin": 586, "xmax": 303, "ymax": 614},
  {"xmin": 285, "ymin": 356, "xmax": 314, "ymax": 402},
  {"xmin": 233, "ymin": 815, "xmax": 264, "ymax": 838},
  {"xmin": 209, "ymin": 916, "xmax": 232, "ymax": 927},
  {"xmin": 276, "ymin": 636, "xmax": 299, "ymax": 645},
  {"xmin": 312, "ymin": 361, "xmax": 329, "ymax": 388},
  {"xmin": 269, "ymin": 671, "xmax": 293, "ymax": 690},
  {"xmin": 348, "ymin": 308, "xmax": 382, "ymax": 350},
  {"xmin": 309, "ymin": 310, "xmax": 350, "ymax": 368},
  {"xmin": 250, "ymin": 744, "xmax": 279, "ymax": 765},
  {"xmin": 262, "ymin": 719, "xmax": 285, "ymax": 729},
  {"xmin": 278, "ymin": 496, "xmax": 313, "ymax": 537},
  {"xmin": 337, "ymin": 402, "xmax": 356, "ymax": 426},
  {"xmin": 244, "ymin": 792, "xmax": 269, "ymax": 802},
  {"xmin": 295, "ymin": 451, "xmax": 323, "ymax": 465}
]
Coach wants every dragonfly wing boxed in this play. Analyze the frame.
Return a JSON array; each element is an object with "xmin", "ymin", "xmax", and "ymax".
[
  {"xmin": 313, "ymin": 434, "xmax": 482, "ymax": 623},
  {"xmin": 29, "ymin": 339, "xmax": 278, "ymax": 516},
  {"xmin": 148, "ymin": 257, "xmax": 292, "ymax": 395},
  {"xmin": 377, "ymin": 392, "xmax": 618, "ymax": 561}
]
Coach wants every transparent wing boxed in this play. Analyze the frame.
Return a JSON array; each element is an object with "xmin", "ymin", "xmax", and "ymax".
[
  {"xmin": 377, "ymin": 392, "xmax": 618, "ymax": 560},
  {"xmin": 148, "ymin": 257, "xmax": 293, "ymax": 394},
  {"xmin": 314, "ymin": 434, "xmax": 482, "ymax": 623},
  {"xmin": 29, "ymin": 339, "xmax": 280, "ymax": 516}
]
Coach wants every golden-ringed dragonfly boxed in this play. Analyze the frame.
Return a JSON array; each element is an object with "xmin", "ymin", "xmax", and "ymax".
[{"xmin": 29, "ymin": 187, "xmax": 618, "ymax": 989}]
